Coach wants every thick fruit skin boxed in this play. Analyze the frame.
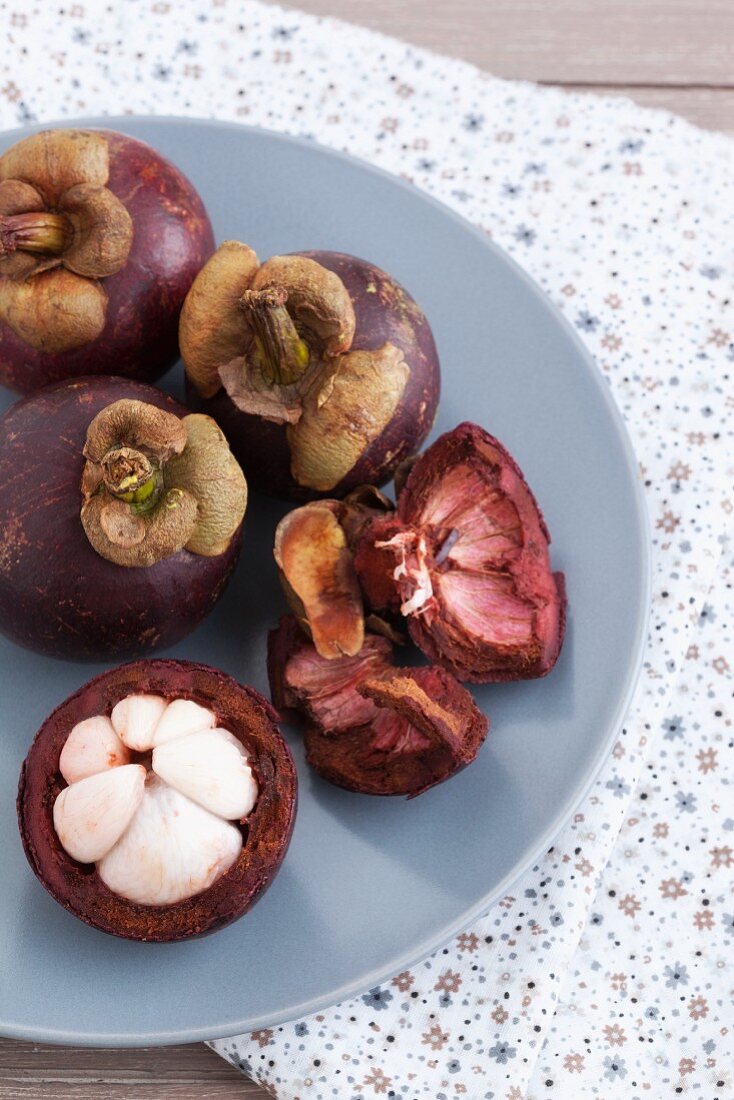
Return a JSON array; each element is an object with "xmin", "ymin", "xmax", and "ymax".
[
  {"xmin": 17, "ymin": 659, "xmax": 297, "ymax": 942},
  {"xmin": 354, "ymin": 423, "xmax": 566, "ymax": 682},
  {"xmin": 186, "ymin": 251, "xmax": 440, "ymax": 500},
  {"xmin": 0, "ymin": 377, "xmax": 241, "ymax": 660},
  {"xmin": 0, "ymin": 130, "xmax": 214, "ymax": 393},
  {"xmin": 268, "ymin": 616, "xmax": 488, "ymax": 798}
]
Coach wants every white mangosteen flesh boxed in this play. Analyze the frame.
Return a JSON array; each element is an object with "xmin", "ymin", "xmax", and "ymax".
[{"xmin": 52, "ymin": 693, "xmax": 259, "ymax": 905}]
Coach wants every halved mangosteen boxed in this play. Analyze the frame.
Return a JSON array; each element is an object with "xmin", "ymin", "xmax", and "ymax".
[{"xmin": 17, "ymin": 659, "xmax": 297, "ymax": 941}]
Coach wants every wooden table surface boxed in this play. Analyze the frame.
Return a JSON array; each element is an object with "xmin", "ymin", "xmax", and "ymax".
[{"xmin": 3, "ymin": 2, "xmax": 732, "ymax": 1097}]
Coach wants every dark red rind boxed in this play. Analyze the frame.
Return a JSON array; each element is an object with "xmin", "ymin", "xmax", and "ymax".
[
  {"xmin": 268, "ymin": 616, "xmax": 488, "ymax": 798},
  {"xmin": 17, "ymin": 659, "xmax": 297, "ymax": 942},
  {"xmin": 355, "ymin": 422, "xmax": 566, "ymax": 682},
  {"xmin": 186, "ymin": 251, "xmax": 440, "ymax": 500},
  {"xmin": 0, "ymin": 377, "xmax": 241, "ymax": 660},
  {"xmin": 267, "ymin": 613, "xmax": 310, "ymax": 714},
  {"xmin": 305, "ymin": 665, "xmax": 488, "ymax": 798},
  {"xmin": 0, "ymin": 130, "xmax": 214, "ymax": 393}
]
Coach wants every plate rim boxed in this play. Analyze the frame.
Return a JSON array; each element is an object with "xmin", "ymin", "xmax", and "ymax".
[{"xmin": 0, "ymin": 114, "xmax": 651, "ymax": 1046}]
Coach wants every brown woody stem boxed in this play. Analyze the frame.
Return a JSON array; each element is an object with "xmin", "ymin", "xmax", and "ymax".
[
  {"xmin": 0, "ymin": 211, "xmax": 72, "ymax": 256},
  {"xmin": 241, "ymin": 286, "xmax": 310, "ymax": 385},
  {"xmin": 101, "ymin": 447, "xmax": 159, "ymax": 506}
]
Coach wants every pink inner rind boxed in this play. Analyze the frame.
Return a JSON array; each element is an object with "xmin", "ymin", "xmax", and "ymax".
[
  {"xmin": 269, "ymin": 616, "xmax": 488, "ymax": 797},
  {"xmin": 356, "ymin": 422, "xmax": 566, "ymax": 682}
]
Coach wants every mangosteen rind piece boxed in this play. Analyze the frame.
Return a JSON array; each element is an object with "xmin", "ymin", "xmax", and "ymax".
[
  {"xmin": 17, "ymin": 659, "xmax": 297, "ymax": 942},
  {"xmin": 354, "ymin": 422, "xmax": 567, "ymax": 682},
  {"xmin": 268, "ymin": 615, "xmax": 488, "ymax": 798}
]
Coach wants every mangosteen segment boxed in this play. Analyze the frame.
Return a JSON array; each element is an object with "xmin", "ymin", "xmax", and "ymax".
[
  {"xmin": 18, "ymin": 660, "xmax": 297, "ymax": 941},
  {"xmin": 268, "ymin": 616, "xmax": 487, "ymax": 797},
  {"xmin": 355, "ymin": 422, "xmax": 566, "ymax": 682},
  {"xmin": 80, "ymin": 399, "xmax": 247, "ymax": 567},
  {"xmin": 0, "ymin": 130, "xmax": 133, "ymax": 352}
]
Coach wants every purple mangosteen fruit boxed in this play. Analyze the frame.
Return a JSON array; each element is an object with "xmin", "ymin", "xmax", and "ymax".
[
  {"xmin": 180, "ymin": 242, "xmax": 440, "ymax": 500},
  {"xmin": 0, "ymin": 376, "xmax": 247, "ymax": 660},
  {"xmin": 0, "ymin": 128, "xmax": 214, "ymax": 392}
]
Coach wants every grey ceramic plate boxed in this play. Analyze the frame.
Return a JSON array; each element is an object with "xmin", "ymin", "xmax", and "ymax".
[{"xmin": 0, "ymin": 117, "xmax": 649, "ymax": 1046}]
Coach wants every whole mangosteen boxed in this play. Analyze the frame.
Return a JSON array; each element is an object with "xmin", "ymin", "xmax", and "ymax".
[
  {"xmin": 0, "ymin": 376, "xmax": 247, "ymax": 659},
  {"xmin": 17, "ymin": 659, "xmax": 297, "ymax": 941},
  {"xmin": 180, "ymin": 242, "xmax": 440, "ymax": 500},
  {"xmin": 0, "ymin": 128, "xmax": 214, "ymax": 392}
]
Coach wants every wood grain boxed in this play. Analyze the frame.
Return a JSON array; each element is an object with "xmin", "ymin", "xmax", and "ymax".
[
  {"xmin": 1, "ymin": 2, "xmax": 731, "ymax": 1096},
  {"xmin": 292, "ymin": 0, "xmax": 734, "ymax": 131},
  {"xmin": 0, "ymin": 1041, "xmax": 258, "ymax": 1097}
]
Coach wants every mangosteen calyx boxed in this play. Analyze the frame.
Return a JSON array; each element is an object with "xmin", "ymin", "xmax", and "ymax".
[
  {"xmin": 268, "ymin": 614, "xmax": 488, "ymax": 797},
  {"xmin": 0, "ymin": 130, "xmax": 133, "ymax": 352},
  {"xmin": 180, "ymin": 241, "xmax": 410, "ymax": 492},
  {"xmin": 81, "ymin": 398, "xmax": 247, "ymax": 567}
]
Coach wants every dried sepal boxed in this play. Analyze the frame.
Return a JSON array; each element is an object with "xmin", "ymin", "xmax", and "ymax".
[
  {"xmin": 0, "ymin": 130, "xmax": 109, "ymax": 203},
  {"xmin": 82, "ymin": 488, "xmax": 199, "ymax": 567},
  {"xmin": 252, "ymin": 254, "xmax": 355, "ymax": 356},
  {"xmin": 0, "ymin": 179, "xmax": 44, "ymax": 217},
  {"xmin": 219, "ymin": 354, "xmax": 303, "ymax": 425},
  {"xmin": 59, "ymin": 183, "xmax": 133, "ymax": 278},
  {"xmin": 268, "ymin": 616, "xmax": 487, "ymax": 797},
  {"xmin": 0, "ymin": 131, "xmax": 131, "ymax": 282},
  {"xmin": 84, "ymin": 399, "xmax": 188, "ymax": 465},
  {"xmin": 354, "ymin": 422, "xmax": 566, "ymax": 681},
  {"xmin": 80, "ymin": 399, "xmax": 246, "ymax": 567},
  {"xmin": 274, "ymin": 503, "xmax": 364, "ymax": 659},
  {"xmin": 166, "ymin": 414, "xmax": 248, "ymax": 557},
  {"xmin": 179, "ymin": 240, "xmax": 260, "ymax": 398},
  {"xmin": 288, "ymin": 343, "xmax": 409, "ymax": 491},
  {"xmin": 0, "ymin": 267, "xmax": 107, "ymax": 352},
  {"xmin": 0, "ymin": 129, "xmax": 134, "ymax": 353}
]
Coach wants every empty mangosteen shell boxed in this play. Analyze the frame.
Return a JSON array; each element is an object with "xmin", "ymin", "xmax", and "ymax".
[
  {"xmin": 0, "ymin": 376, "xmax": 242, "ymax": 660},
  {"xmin": 354, "ymin": 422, "xmax": 567, "ymax": 682},
  {"xmin": 186, "ymin": 251, "xmax": 440, "ymax": 500},
  {"xmin": 17, "ymin": 659, "xmax": 298, "ymax": 942},
  {"xmin": 0, "ymin": 130, "xmax": 214, "ymax": 393}
]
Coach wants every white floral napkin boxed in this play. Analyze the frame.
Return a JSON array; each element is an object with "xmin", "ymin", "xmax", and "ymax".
[{"xmin": 3, "ymin": 1, "xmax": 733, "ymax": 1096}]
